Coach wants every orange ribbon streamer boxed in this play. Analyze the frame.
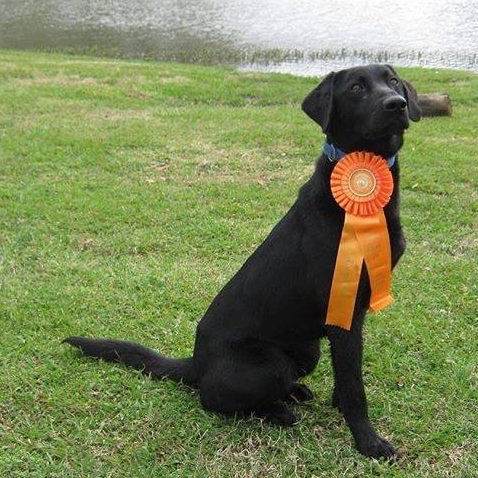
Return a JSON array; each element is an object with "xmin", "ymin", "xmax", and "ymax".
[{"xmin": 326, "ymin": 152, "xmax": 394, "ymax": 330}]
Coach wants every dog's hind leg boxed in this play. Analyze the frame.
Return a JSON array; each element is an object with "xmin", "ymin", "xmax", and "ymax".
[
  {"xmin": 198, "ymin": 342, "xmax": 299, "ymax": 426},
  {"xmin": 283, "ymin": 340, "xmax": 321, "ymax": 403}
]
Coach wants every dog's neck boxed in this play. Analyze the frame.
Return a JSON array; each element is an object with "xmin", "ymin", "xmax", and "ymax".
[
  {"xmin": 325, "ymin": 133, "xmax": 404, "ymax": 160},
  {"xmin": 323, "ymin": 142, "xmax": 396, "ymax": 168}
]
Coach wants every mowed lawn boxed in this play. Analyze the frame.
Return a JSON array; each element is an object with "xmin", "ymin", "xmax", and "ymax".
[{"xmin": 0, "ymin": 50, "xmax": 476, "ymax": 477}]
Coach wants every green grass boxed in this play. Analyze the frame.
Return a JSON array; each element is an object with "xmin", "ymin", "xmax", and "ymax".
[{"xmin": 0, "ymin": 49, "xmax": 477, "ymax": 477}]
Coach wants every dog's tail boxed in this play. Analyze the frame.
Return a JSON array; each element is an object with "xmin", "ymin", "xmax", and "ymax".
[{"xmin": 63, "ymin": 336, "xmax": 197, "ymax": 385}]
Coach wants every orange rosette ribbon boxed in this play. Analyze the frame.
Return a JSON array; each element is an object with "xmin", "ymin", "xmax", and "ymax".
[{"xmin": 326, "ymin": 151, "xmax": 394, "ymax": 330}]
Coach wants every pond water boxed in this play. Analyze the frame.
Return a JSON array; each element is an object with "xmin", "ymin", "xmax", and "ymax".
[{"xmin": 1, "ymin": 0, "xmax": 477, "ymax": 75}]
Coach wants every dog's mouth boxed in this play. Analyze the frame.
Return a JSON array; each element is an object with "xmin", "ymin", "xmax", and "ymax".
[{"xmin": 363, "ymin": 115, "xmax": 409, "ymax": 141}]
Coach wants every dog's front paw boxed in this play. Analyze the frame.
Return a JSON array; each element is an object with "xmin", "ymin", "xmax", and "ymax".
[{"xmin": 355, "ymin": 432, "xmax": 397, "ymax": 460}]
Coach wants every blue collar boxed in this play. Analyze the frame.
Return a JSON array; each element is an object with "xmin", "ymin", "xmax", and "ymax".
[{"xmin": 323, "ymin": 142, "xmax": 396, "ymax": 168}]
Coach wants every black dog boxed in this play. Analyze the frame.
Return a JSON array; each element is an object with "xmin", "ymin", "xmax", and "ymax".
[{"xmin": 64, "ymin": 64, "xmax": 421, "ymax": 459}]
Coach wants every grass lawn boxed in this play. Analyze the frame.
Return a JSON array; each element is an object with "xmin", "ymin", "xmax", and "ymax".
[{"xmin": 0, "ymin": 49, "xmax": 477, "ymax": 477}]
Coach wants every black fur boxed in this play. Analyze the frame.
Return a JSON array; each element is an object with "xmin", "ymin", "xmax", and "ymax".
[{"xmin": 64, "ymin": 64, "xmax": 421, "ymax": 459}]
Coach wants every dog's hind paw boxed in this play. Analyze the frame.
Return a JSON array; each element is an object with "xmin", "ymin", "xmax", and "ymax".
[
  {"xmin": 256, "ymin": 402, "xmax": 298, "ymax": 426},
  {"xmin": 287, "ymin": 383, "xmax": 314, "ymax": 403}
]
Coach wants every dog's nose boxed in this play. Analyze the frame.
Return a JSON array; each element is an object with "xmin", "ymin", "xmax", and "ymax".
[{"xmin": 383, "ymin": 96, "xmax": 407, "ymax": 112}]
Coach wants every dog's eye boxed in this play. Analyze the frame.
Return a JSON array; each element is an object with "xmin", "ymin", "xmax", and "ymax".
[
  {"xmin": 390, "ymin": 78, "xmax": 400, "ymax": 87},
  {"xmin": 351, "ymin": 83, "xmax": 363, "ymax": 92}
]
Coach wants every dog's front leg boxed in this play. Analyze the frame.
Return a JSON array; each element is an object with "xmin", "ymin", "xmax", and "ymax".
[{"xmin": 327, "ymin": 323, "xmax": 396, "ymax": 459}]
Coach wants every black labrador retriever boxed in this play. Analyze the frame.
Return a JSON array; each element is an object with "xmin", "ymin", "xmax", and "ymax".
[{"xmin": 64, "ymin": 64, "xmax": 421, "ymax": 459}]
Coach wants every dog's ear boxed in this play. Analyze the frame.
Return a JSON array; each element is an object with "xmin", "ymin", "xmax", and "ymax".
[
  {"xmin": 301, "ymin": 72, "xmax": 335, "ymax": 133},
  {"xmin": 402, "ymin": 79, "xmax": 421, "ymax": 122}
]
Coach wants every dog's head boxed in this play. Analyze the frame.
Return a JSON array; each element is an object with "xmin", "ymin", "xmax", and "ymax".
[{"xmin": 302, "ymin": 64, "xmax": 421, "ymax": 158}]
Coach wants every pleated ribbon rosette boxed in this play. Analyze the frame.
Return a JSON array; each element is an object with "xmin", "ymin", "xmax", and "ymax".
[{"xmin": 326, "ymin": 151, "xmax": 394, "ymax": 330}]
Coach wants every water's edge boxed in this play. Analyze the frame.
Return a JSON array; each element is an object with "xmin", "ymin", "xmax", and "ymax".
[{"xmin": 3, "ymin": 44, "xmax": 477, "ymax": 78}]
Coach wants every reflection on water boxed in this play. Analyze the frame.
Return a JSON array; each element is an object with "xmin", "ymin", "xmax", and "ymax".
[{"xmin": 0, "ymin": 0, "xmax": 477, "ymax": 74}]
